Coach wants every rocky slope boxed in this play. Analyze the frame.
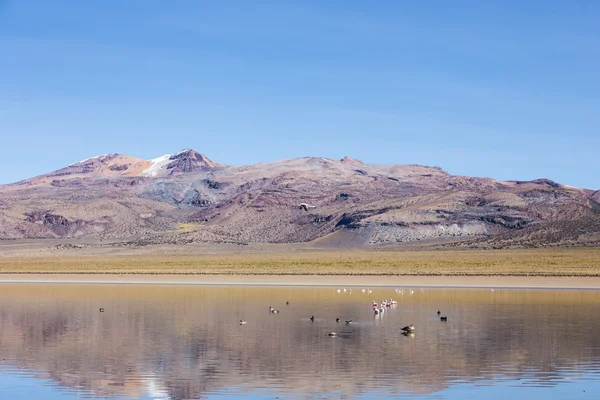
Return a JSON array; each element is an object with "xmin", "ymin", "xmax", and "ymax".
[{"xmin": 1, "ymin": 149, "xmax": 598, "ymax": 248}]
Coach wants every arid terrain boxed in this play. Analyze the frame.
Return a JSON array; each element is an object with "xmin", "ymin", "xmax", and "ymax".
[
  {"xmin": 1, "ymin": 148, "xmax": 600, "ymax": 253},
  {"xmin": 1, "ymin": 242, "xmax": 600, "ymax": 277}
]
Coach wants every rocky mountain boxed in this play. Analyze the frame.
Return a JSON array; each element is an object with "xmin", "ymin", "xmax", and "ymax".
[
  {"xmin": 1, "ymin": 149, "xmax": 599, "ymax": 248},
  {"xmin": 14, "ymin": 149, "xmax": 222, "ymax": 186}
]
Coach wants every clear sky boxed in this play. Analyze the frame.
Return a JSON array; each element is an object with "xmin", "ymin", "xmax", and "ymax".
[{"xmin": 1, "ymin": 1, "xmax": 599, "ymax": 188}]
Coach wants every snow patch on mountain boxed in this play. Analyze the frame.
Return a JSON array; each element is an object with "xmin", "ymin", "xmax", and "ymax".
[{"xmin": 141, "ymin": 154, "xmax": 173, "ymax": 177}]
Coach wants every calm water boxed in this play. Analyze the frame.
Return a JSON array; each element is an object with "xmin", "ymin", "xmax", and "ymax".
[{"xmin": 0, "ymin": 284, "xmax": 599, "ymax": 399}]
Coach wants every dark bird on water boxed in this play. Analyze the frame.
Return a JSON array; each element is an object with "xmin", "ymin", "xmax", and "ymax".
[
  {"xmin": 440, "ymin": 316, "xmax": 448, "ymax": 321},
  {"xmin": 345, "ymin": 320, "xmax": 353, "ymax": 325},
  {"xmin": 336, "ymin": 318, "xmax": 340, "ymax": 322},
  {"xmin": 401, "ymin": 324, "xmax": 415, "ymax": 333},
  {"xmin": 437, "ymin": 310, "xmax": 441, "ymax": 315},
  {"xmin": 310, "ymin": 316, "xmax": 315, "ymax": 322},
  {"xmin": 99, "ymin": 308, "xmax": 104, "ymax": 313}
]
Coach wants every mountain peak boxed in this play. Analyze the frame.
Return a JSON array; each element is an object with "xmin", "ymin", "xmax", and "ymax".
[
  {"xmin": 175, "ymin": 148, "xmax": 194, "ymax": 155},
  {"xmin": 166, "ymin": 149, "xmax": 221, "ymax": 173},
  {"xmin": 74, "ymin": 154, "xmax": 118, "ymax": 165},
  {"xmin": 140, "ymin": 149, "xmax": 222, "ymax": 177},
  {"xmin": 340, "ymin": 156, "xmax": 363, "ymax": 164}
]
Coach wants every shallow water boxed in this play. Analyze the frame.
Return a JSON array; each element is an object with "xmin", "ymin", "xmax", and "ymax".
[{"xmin": 0, "ymin": 284, "xmax": 599, "ymax": 399}]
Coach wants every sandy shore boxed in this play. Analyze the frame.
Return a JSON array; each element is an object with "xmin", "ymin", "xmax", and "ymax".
[{"xmin": 0, "ymin": 274, "xmax": 599, "ymax": 289}]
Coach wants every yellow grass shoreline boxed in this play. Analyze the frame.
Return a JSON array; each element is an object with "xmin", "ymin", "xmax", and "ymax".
[{"xmin": 2, "ymin": 247, "xmax": 600, "ymax": 276}]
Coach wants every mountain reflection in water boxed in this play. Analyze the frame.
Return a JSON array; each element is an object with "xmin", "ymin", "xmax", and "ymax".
[{"xmin": 0, "ymin": 284, "xmax": 599, "ymax": 399}]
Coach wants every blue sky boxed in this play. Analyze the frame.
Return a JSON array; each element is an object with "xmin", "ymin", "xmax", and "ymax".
[{"xmin": 1, "ymin": 0, "xmax": 599, "ymax": 188}]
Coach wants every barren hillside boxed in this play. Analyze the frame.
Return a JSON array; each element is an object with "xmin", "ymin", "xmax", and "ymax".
[{"xmin": 1, "ymin": 149, "xmax": 598, "ymax": 249}]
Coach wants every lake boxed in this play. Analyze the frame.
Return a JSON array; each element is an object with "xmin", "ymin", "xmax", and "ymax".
[{"xmin": 0, "ymin": 284, "xmax": 599, "ymax": 399}]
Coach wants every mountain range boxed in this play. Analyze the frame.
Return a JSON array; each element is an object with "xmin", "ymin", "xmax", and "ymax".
[{"xmin": 1, "ymin": 148, "xmax": 599, "ymax": 249}]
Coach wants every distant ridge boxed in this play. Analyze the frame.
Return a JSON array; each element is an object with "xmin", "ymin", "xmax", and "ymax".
[
  {"xmin": 340, "ymin": 156, "xmax": 363, "ymax": 164},
  {"xmin": 15, "ymin": 149, "xmax": 221, "ymax": 184},
  {"xmin": 1, "ymin": 149, "xmax": 599, "ymax": 249}
]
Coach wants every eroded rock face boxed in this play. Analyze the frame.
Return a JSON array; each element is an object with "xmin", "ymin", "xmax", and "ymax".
[
  {"xmin": 24, "ymin": 212, "xmax": 72, "ymax": 236},
  {"xmin": 44, "ymin": 214, "xmax": 69, "ymax": 227},
  {"xmin": 26, "ymin": 212, "xmax": 70, "ymax": 227},
  {"xmin": 512, "ymin": 178, "xmax": 561, "ymax": 189},
  {"xmin": 108, "ymin": 164, "xmax": 130, "ymax": 172}
]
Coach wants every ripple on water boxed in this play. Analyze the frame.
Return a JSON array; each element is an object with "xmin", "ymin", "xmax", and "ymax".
[{"xmin": 0, "ymin": 285, "xmax": 599, "ymax": 399}]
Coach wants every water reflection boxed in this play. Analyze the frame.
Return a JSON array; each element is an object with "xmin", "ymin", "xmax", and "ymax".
[{"xmin": 0, "ymin": 285, "xmax": 599, "ymax": 399}]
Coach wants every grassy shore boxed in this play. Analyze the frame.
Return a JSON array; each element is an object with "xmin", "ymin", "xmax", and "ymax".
[{"xmin": 1, "ymin": 247, "xmax": 600, "ymax": 276}]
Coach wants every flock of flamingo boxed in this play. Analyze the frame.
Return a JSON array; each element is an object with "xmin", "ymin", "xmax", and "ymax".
[{"xmin": 239, "ymin": 286, "xmax": 455, "ymax": 338}]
